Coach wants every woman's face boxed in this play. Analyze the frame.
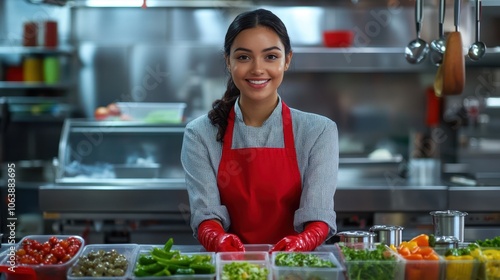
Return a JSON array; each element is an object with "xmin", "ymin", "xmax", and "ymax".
[{"xmin": 227, "ymin": 26, "xmax": 292, "ymax": 104}]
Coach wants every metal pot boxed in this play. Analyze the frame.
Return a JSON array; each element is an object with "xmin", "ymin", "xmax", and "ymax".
[
  {"xmin": 433, "ymin": 236, "xmax": 459, "ymax": 255},
  {"xmin": 430, "ymin": 210, "xmax": 468, "ymax": 242},
  {"xmin": 369, "ymin": 225, "xmax": 404, "ymax": 246},
  {"xmin": 336, "ymin": 231, "xmax": 376, "ymax": 244}
]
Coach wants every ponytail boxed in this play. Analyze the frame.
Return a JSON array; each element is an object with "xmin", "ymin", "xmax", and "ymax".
[{"xmin": 208, "ymin": 77, "xmax": 239, "ymax": 142}]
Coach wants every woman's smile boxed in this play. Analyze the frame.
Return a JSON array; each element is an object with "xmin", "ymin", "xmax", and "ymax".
[{"xmin": 247, "ymin": 79, "xmax": 270, "ymax": 88}]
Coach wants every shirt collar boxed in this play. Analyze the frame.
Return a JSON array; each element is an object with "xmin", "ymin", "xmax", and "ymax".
[{"xmin": 234, "ymin": 96, "xmax": 282, "ymax": 125}]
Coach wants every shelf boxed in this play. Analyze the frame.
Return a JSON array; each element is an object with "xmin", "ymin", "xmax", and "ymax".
[
  {"xmin": 0, "ymin": 45, "xmax": 75, "ymax": 56},
  {"xmin": 290, "ymin": 46, "xmax": 500, "ymax": 72},
  {"xmin": 0, "ymin": 81, "xmax": 73, "ymax": 90}
]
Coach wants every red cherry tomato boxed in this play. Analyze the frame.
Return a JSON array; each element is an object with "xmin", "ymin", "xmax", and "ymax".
[
  {"xmin": 48, "ymin": 236, "xmax": 59, "ymax": 246},
  {"xmin": 61, "ymin": 254, "xmax": 72, "ymax": 263},
  {"xmin": 58, "ymin": 240, "xmax": 69, "ymax": 250},
  {"xmin": 43, "ymin": 254, "xmax": 58, "ymax": 265},
  {"xmin": 15, "ymin": 248, "xmax": 26, "ymax": 256},
  {"xmin": 67, "ymin": 244, "xmax": 80, "ymax": 257},
  {"xmin": 31, "ymin": 240, "xmax": 42, "ymax": 251},
  {"xmin": 41, "ymin": 241, "xmax": 51, "ymax": 254},
  {"xmin": 67, "ymin": 236, "xmax": 82, "ymax": 247},
  {"xmin": 50, "ymin": 245, "xmax": 66, "ymax": 260}
]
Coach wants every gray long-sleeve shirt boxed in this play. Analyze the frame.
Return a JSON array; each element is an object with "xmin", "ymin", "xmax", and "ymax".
[{"xmin": 181, "ymin": 97, "xmax": 339, "ymax": 240}]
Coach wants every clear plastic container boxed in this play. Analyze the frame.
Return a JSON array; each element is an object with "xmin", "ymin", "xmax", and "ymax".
[
  {"xmin": 443, "ymin": 256, "xmax": 480, "ymax": 280},
  {"xmin": 401, "ymin": 247, "xmax": 445, "ymax": 280},
  {"xmin": 216, "ymin": 251, "xmax": 271, "ymax": 280},
  {"xmin": 244, "ymin": 244, "xmax": 272, "ymax": 252},
  {"xmin": 200, "ymin": 244, "xmax": 272, "ymax": 253},
  {"xmin": 1, "ymin": 235, "xmax": 85, "ymax": 280},
  {"xmin": 479, "ymin": 247, "xmax": 500, "ymax": 280},
  {"xmin": 271, "ymin": 251, "xmax": 343, "ymax": 280},
  {"xmin": 337, "ymin": 242, "xmax": 406, "ymax": 280},
  {"xmin": 116, "ymin": 102, "xmax": 186, "ymax": 123},
  {"xmin": 130, "ymin": 245, "xmax": 216, "ymax": 279},
  {"xmin": 67, "ymin": 243, "xmax": 139, "ymax": 280},
  {"xmin": 434, "ymin": 243, "xmax": 481, "ymax": 280}
]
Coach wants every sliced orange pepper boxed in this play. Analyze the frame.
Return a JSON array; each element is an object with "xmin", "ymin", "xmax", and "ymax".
[
  {"xmin": 423, "ymin": 252, "xmax": 440, "ymax": 261},
  {"xmin": 418, "ymin": 247, "xmax": 435, "ymax": 257},
  {"xmin": 404, "ymin": 253, "xmax": 424, "ymax": 260},
  {"xmin": 409, "ymin": 234, "xmax": 430, "ymax": 247},
  {"xmin": 398, "ymin": 246, "xmax": 411, "ymax": 257}
]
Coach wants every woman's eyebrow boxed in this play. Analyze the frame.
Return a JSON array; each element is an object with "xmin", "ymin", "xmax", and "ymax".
[{"xmin": 233, "ymin": 46, "xmax": 283, "ymax": 53}]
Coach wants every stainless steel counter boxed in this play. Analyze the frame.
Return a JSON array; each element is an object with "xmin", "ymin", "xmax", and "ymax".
[
  {"xmin": 36, "ymin": 181, "xmax": 500, "ymax": 244},
  {"xmin": 38, "ymin": 183, "xmax": 500, "ymax": 214}
]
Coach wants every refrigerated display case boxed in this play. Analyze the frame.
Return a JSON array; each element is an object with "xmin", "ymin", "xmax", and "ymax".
[{"xmin": 39, "ymin": 119, "xmax": 196, "ymax": 245}]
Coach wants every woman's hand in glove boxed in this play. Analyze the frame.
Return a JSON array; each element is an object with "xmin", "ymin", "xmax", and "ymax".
[
  {"xmin": 271, "ymin": 221, "xmax": 329, "ymax": 252},
  {"xmin": 197, "ymin": 220, "xmax": 245, "ymax": 252}
]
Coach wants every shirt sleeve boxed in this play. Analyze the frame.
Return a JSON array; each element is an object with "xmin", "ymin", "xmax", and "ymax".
[
  {"xmin": 294, "ymin": 116, "xmax": 339, "ymax": 239},
  {"xmin": 180, "ymin": 117, "xmax": 231, "ymax": 238}
]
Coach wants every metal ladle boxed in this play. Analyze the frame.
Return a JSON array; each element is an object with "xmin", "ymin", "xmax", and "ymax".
[
  {"xmin": 430, "ymin": 0, "xmax": 446, "ymax": 66},
  {"xmin": 468, "ymin": 0, "xmax": 487, "ymax": 61},
  {"xmin": 405, "ymin": 0, "xmax": 429, "ymax": 64}
]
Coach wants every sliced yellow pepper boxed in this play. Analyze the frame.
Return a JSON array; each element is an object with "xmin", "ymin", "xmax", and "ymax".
[{"xmin": 445, "ymin": 255, "xmax": 477, "ymax": 280}]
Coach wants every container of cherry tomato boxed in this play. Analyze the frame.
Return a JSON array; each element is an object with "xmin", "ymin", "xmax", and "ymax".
[{"xmin": 1, "ymin": 235, "xmax": 84, "ymax": 280}]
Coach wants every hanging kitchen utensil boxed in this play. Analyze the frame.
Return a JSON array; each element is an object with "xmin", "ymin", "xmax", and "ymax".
[
  {"xmin": 468, "ymin": 0, "xmax": 487, "ymax": 61},
  {"xmin": 430, "ymin": 0, "xmax": 446, "ymax": 66},
  {"xmin": 434, "ymin": 63, "xmax": 444, "ymax": 97},
  {"xmin": 441, "ymin": 0, "xmax": 465, "ymax": 96},
  {"xmin": 405, "ymin": 0, "xmax": 429, "ymax": 64}
]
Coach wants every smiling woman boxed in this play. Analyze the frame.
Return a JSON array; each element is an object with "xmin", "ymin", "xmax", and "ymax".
[{"xmin": 181, "ymin": 9, "xmax": 339, "ymax": 253}]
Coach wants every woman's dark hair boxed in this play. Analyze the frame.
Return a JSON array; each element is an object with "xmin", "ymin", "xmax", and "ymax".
[{"xmin": 208, "ymin": 8, "xmax": 292, "ymax": 142}]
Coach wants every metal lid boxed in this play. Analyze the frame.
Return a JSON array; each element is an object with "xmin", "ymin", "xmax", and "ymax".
[
  {"xmin": 369, "ymin": 225, "xmax": 404, "ymax": 232},
  {"xmin": 336, "ymin": 231, "xmax": 376, "ymax": 237},
  {"xmin": 430, "ymin": 210, "xmax": 468, "ymax": 217}
]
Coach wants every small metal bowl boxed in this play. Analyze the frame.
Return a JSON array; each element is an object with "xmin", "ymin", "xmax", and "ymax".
[
  {"xmin": 336, "ymin": 231, "xmax": 376, "ymax": 244},
  {"xmin": 369, "ymin": 225, "xmax": 404, "ymax": 246}
]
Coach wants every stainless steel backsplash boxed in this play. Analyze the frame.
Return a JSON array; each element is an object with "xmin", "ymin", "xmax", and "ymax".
[{"xmin": 2, "ymin": 0, "xmax": 500, "ymax": 158}]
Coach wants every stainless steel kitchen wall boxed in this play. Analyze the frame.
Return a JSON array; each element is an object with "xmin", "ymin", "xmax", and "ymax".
[{"xmin": 69, "ymin": 3, "xmax": 485, "ymax": 157}]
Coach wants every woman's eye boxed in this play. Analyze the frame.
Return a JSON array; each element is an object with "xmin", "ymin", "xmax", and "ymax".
[
  {"xmin": 237, "ymin": 55, "xmax": 250, "ymax": 60},
  {"xmin": 266, "ymin": 54, "xmax": 278, "ymax": 60}
]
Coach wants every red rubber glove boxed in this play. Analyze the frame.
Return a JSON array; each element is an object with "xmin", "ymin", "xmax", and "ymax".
[
  {"xmin": 197, "ymin": 220, "xmax": 245, "ymax": 252},
  {"xmin": 271, "ymin": 221, "xmax": 329, "ymax": 252}
]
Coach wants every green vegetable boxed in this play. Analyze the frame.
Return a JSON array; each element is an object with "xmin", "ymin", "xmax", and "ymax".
[
  {"xmin": 133, "ymin": 238, "xmax": 215, "ymax": 277},
  {"xmin": 153, "ymin": 268, "xmax": 171, "ymax": 276},
  {"xmin": 137, "ymin": 254, "xmax": 156, "ymax": 265},
  {"xmin": 476, "ymin": 236, "xmax": 500, "ymax": 248},
  {"xmin": 190, "ymin": 262, "xmax": 217, "ymax": 274},
  {"xmin": 274, "ymin": 253, "xmax": 336, "ymax": 268},
  {"xmin": 429, "ymin": 234, "xmax": 436, "ymax": 247},
  {"xmin": 340, "ymin": 243, "xmax": 400, "ymax": 280},
  {"xmin": 133, "ymin": 267, "xmax": 150, "ymax": 277},
  {"xmin": 445, "ymin": 247, "xmax": 472, "ymax": 257},
  {"xmin": 141, "ymin": 263, "xmax": 164, "ymax": 274},
  {"xmin": 221, "ymin": 262, "xmax": 268, "ymax": 280},
  {"xmin": 163, "ymin": 237, "xmax": 174, "ymax": 252},
  {"xmin": 151, "ymin": 247, "xmax": 179, "ymax": 259}
]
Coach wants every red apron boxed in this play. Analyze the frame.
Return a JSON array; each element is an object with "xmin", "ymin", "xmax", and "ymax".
[{"xmin": 217, "ymin": 102, "xmax": 302, "ymax": 244}]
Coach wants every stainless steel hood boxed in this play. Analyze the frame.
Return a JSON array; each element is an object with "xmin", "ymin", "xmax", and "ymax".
[
  {"xmin": 62, "ymin": 0, "xmax": 500, "ymax": 72},
  {"xmin": 42, "ymin": 0, "xmax": 500, "ymax": 8}
]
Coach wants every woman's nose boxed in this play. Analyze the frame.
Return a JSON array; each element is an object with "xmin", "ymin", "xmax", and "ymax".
[{"xmin": 251, "ymin": 60, "xmax": 264, "ymax": 75}]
